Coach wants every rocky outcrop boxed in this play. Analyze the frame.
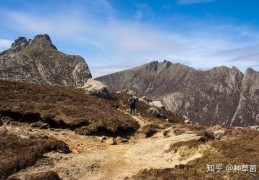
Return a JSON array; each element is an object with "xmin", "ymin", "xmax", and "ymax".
[
  {"xmin": 231, "ymin": 68, "xmax": 259, "ymax": 126},
  {"xmin": 97, "ymin": 60, "xmax": 259, "ymax": 126},
  {"xmin": 149, "ymin": 101, "xmax": 166, "ymax": 110},
  {"xmin": 116, "ymin": 89, "xmax": 137, "ymax": 96},
  {"xmin": 81, "ymin": 78, "xmax": 113, "ymax": 99},
  {"xmin": 0, "ymin": 34, "xmax": 91, "ymax": 87}
]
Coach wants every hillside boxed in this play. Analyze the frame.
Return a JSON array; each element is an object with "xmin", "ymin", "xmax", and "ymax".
[
  {"xmin": 0, "ymin": 79, "xmax": 139, "ymax": 135},
  {"xmin": 97, "ymin": 60, "xmax": 259, "ymax": 126},
  {"xmin": 0, "ymin": 80, "xmax": 258, "ymax": 179},
  {"xmin": 0, "ymin": 34, "xmax": 91, "ymax": 87},
  {"xmin": 0, "ymin": 34, "xmax": 258, "ymax": 179}
]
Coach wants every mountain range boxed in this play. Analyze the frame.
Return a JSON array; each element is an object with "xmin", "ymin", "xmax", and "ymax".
[
  {"xmin": 97, "ymin": 60, "xmax": 259, "ymax": 126},
  {"xmin": 0, "ymin": 35, "xmax": 258, "ymax": 126},
  {"xmin": 1, "ymin": 34, "xmax": 259, "ymax": 179}
]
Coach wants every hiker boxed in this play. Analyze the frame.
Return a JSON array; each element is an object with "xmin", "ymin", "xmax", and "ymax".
[{"xmin": 129, "ymin": 96, "xmax": 138, "ymax": 115}]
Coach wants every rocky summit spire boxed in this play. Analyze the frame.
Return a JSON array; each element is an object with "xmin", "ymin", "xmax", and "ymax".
[
  {"xmin": 11, "ymin": 37, "xmax": 28, "ymax": 48},
  {"xmin": 34, "ymin": 34, "xmax": 52, "ymax": 42},
  {"xmin": 32, "ymin": 34, "xmax": 57, "ymax": 50},
  {"xmin": 8, "ymin": 37, "xmax": 29, "ymax": 53}
]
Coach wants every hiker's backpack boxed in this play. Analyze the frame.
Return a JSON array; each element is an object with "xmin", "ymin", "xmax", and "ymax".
[{"xmin": 130, "ymin": 98, "xmax": 137, "ymax": 106}]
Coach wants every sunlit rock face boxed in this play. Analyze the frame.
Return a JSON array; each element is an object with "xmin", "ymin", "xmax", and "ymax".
[{"xmin": 0, "ymin": 34, "xmax": 92, "ymax": 87}]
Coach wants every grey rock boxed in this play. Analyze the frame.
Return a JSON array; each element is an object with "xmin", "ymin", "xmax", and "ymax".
[
  {"xmin": 116, "ymin": 89, "xmax": 137, "ymax": 96},
  {"xmin": 0, "ymin": 34, "xmax": 91, "ymax": 87},
  {"xmin": 184, "ymin": 120, "xmax": 191, "ymax": 124},
  {"xmin": 213, "ymin": 129, "xmax": 225, "ymax": 139},
  {"xmin": 231, "ymin": 68, "xmax": 259, "ymax": 126},
  {"xmin": 81, "ymin": 78, "xmax": 113, "ymax": 99},
  {"xmin": 250, "ymin": 126, "xmax": 259, "ymax": 131},
  {"xmin": 149, "ymin": 100, "xmax": 166, "ymax": 110},
  {"xmin": 147, "ymin": 107, "xmax": 161, "ymax": 118}
]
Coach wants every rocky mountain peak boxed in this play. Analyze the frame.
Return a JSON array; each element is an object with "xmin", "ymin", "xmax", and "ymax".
[
  {"xmin": 34, "ymin": 34, "xmax": 52, "ymax": 42},
  {"xmin": 97, "ymin": 61, "xmax": 259, "ymax": 126},
  {"xmin": 161, "ymin": 60, "xmax": 172, "ymax": 69},
  {"xmin": 231, "ymin": 66, "xmax": 239, "ymax": 71},
  {"xmin": 145, "ymin": 61, "xmax": 159, "ymax": 71},
  {"xmin": 144, "ymin": 60, "xmax": 173, "ymax": 72},
  {"xmin": 245, "ymin": 67, "xmax": 256, "ymax": 74},
  {"xmin": 0, "ymin": 34, "xmax": 91, "ymax": 87},
  {"xmin": 7, "ymin": 37, "xmax": 29, "ymax": 53},
  {"xmin": 31, "ymin": 34, "xmax": 57, "ymax": 50},
  {"xmin": 11, "ymin": 37, "xmax": 28, "ymax": 48}
]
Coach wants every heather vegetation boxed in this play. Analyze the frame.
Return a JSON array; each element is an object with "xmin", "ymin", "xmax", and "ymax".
[
  {"xmin": 0, "ymin": 80, "xmax": 139, "ymax": 135},
  {"xmin": 0, "ymin": 131, "xmax": 69, "ymax": 180},
  {"xmin": 1, "ymin": 79, "xmax": 258, "ymax": 179}
]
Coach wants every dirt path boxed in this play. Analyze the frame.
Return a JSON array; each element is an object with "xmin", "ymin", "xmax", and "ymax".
[
  {"xmin": 4, "ymin": 117, "xmax": 202, "ymax": 180},
  {"xmin": 131, "ymin": 114, "xmax": 146, "ymax": 128},
  {"xmin": 97, "ymin": 133, "xmax": 200, "ymax": 180}
]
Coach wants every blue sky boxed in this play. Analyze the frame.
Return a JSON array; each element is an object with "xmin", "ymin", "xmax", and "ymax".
[{"xmin": 0, "ymin": 0, "xmax": 259, "ymax": 77}]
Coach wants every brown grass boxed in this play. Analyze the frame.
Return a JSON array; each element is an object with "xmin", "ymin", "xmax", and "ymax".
[
  {"xmin": 0, "ymin": 80, "xmax": 139, "ymax": 135},
  {"xmin": 0, "ymin": 131, "xmax": 70, "ymax": 180},
  {"xmin": 134, "ymin": 127, "xmax": 259, "ymax": 179}
]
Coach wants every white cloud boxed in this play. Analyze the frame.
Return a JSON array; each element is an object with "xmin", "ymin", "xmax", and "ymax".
[
  {"xmin": 1, "ymin": 0, "xmax": 259, "ymax": 77},
  {"xmin": 0, "ymin": 39, "xmax": 12, "ymax": 52},
  {"xmin": 0, "ymin": 39, "xmax": 12, "ymax": 48},
  {"xmin": 178, "ymin": 0, "xmax": 214, "ymax": 5},
  {"xmin": 4, "ymin": 11, "xmax": 88, "ymax": 39}
]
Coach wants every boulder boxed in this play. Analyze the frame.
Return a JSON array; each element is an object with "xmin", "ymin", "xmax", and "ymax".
[
  {"xmin": 99, "ymin": 136, "xmax": 108, "ymax": 142},
  {"xmin": 147, "ymin": 107, "xmax": 162, "ymax": 118},
  {"xmin": 250, "ymin": 126, "xmax": 259, "ymax": 131},
  {"xmin": 138, "ymin": 98, "xmax": 149, "ymax": 105},
  {"xmin": 106, "ymin": 138, "xmax": 117, "ymax": 145},
  {"xmin": 116, "ymin": 89, "xmax": 137, "ymax": 96},
  {"xmin": 213, "ymin": 129, "xmax": 226, "ymax": 139},
  {"xmin": 149, "ymin": 101, "xmax": 166, "ymax": 110},
  {"xmin": 142, "ymin": 96, "xmax": 152, "ymax": 102},
  {"xmin": 82, "ymin": 78, "xmax": 113, "ymax": 99},
  {"xmin": 184, "ymin": 120, "xmax": 191, "ymax": 124},
  {"xmin": 116, "ymin": 137, "xmax": 129, "ymax": 144},
  {"xmin": 147, "ymin": 107, "xmax": 167, "ymax": 119}
]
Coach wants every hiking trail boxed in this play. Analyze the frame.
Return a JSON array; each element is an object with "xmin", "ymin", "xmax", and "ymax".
[{"xmin": 4, "ymin": 113, "xmax": 203, "ymax": 180}]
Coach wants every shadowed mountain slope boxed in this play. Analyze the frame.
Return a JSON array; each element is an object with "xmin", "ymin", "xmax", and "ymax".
[{"xmin": 97, "ymin": 60, "xmax": 259, "ymax": 126}]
